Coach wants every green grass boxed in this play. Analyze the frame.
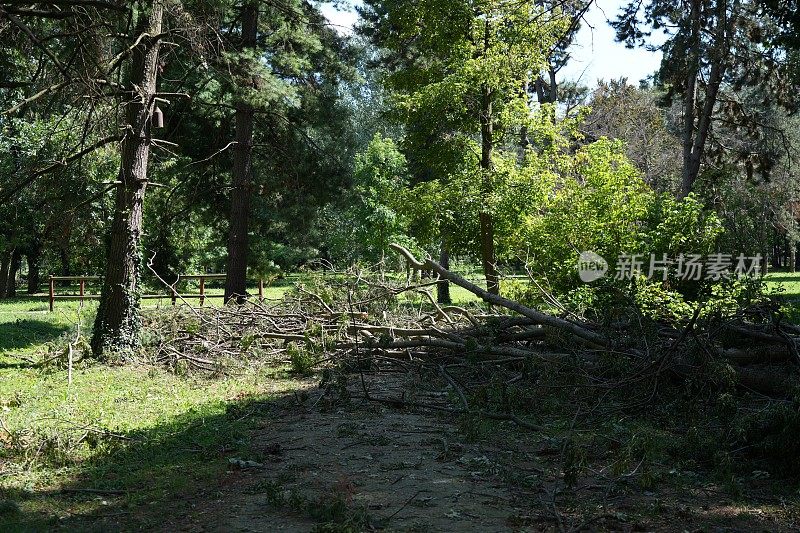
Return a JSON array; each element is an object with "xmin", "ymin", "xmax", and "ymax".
[
  {"xmin": 0, "ymin": 271, "xmax": 482, "ymax": 529},
  {"xmin": 449, "ymin": 284, "xmax": 479, "ymax": 304},
  {"xmin": 0, "ymin": 366, "xmax": 301, "ymax": 529},
  {"xmin": 764, "ymin": 270, "xmax": 800, "ymax": 300},
  {"xmin": 0, "ymin": 294, "xmax": 306, "ymax": 530},
  {"xmin": 0, "ymin": 298, "xmax": 85, "ymax": 359}
]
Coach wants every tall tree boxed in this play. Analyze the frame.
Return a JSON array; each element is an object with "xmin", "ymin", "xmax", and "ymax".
[
  {"xmin": 613, "ymin": 0, "xmax": 797, "ymax": 197},
  {"xmin": 583, "ymin": 79, "xmax": 682, "ymax": 191},
  {"xmin": 1, "ymin": 1, "xmax": 125, "ymax": 298},
  {"xmin": 91, "ymin": 0, "xmax": 164, "ymax": 356},
  {"xmin": 224, "ymin": 2, "xmax": 257, "ymax": 303},
  {"xmin": 361, "ymin": 0, "xmax": 567, "ymax": 294}
]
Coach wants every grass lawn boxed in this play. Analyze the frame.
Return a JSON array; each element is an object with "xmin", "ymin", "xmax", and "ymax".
[
  {"xmin": 764, "ymin": 270, "xmax": 800, "ymax": 300},
  {"xmin": 0, "ymin": 359, "xmax": 305, "ymax": 529},
  {"xmin": 0, "ymin": 272, "xmax": 483, "ymax": 528},
  {"xmin": 0, "ymin": 291, "xmax": 306, "ymax": 529}
]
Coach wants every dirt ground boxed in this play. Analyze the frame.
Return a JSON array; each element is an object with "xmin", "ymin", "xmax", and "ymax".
[{"xmin": 128, "ymin": 374, "xmax": 799, "ymax": 533}]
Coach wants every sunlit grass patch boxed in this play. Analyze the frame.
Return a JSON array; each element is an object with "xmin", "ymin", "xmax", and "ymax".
[{"xmin": 764, "ymin": 270, "xmax": 800, "ymax": 300}]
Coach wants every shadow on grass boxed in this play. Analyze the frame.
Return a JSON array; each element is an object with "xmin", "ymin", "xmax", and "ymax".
[
  {"xmin": 0, "ymin": 319, "xmax": 70, "ymax": 353},
  {"xmin": 1, "ymin": 378, "xmax": 797, "ymax": 532},
  {"xmin": 0, "ymin": 361, "xmax": 37, "ymax": 370},
  {"xmin": 0, "ymin": 390, "xmax": 297, "ymax": 532}
]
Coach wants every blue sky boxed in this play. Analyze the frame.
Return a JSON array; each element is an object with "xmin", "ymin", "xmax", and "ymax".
[
  {"xmin": 319, "ymin": 0, "xmax": 665, "ymax": 88},
  {"xmin": 559, "ymin": 0, "xmax": 664, "ymax": 86}
]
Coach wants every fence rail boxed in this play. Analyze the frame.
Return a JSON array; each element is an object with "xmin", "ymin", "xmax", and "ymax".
[{"xmin": 48, "ymin": 274, "xmax": 267, "ymax": 312}]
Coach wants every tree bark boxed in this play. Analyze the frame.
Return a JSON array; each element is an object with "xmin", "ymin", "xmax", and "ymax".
[
  {"xmin": 437, "ymin": 244, "xmax": 452, "ymax": 304},
  {"xmin": 680, "ymin": 0, "xmax": 701, "ymax": 198},
  {"xmin": 479, "ymin": 82, "xmax": 499, "ymax": 295},
  {"xmin": 91, "ymin": 0, "xmax": 163, "ymax": 357},
  {"xmin": 547, "ymin": 65, "xmax": 557, "ymax": 104},
  {"xmin": 27, "ymin": 246, "xmax": 41, "ymax": 294},
  {"xmin": 534, "ymin": 63, "xmax": 557, "ymax": 107},
  {"xmin": 0, "ymin": 250, "xmax": 12, "ymax": 299},
  {"xmin": 477, "ymin": 19, "xmax": 499, "ymax": 295},
  {"xmin": 680, "ymin": 0, "xmax": 732, "ymax": 197},
  {"xmin": 59, "ymin": 244, "xmax": 70, "ymax": 277},
  {"xmin": 224, "ymin": 2, "xmax": 258, "ymax": 304},
  {"xmin": 518, "ymin": 78, "xmax": 530, "ymax": 159},
  {"xmin": 7, "ymin": 249, "xmax": 21, "ymax": 297}
]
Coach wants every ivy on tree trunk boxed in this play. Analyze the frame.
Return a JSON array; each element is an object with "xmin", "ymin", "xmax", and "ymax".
[{"xmin": 91, "ymin": 0, "xmax": 164, "ymax": 357}]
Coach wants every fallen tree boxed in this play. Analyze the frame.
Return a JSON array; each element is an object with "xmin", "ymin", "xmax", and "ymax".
[{"xmin": 132, "ymin": 245, "xmax": 799, "ymax": 407}]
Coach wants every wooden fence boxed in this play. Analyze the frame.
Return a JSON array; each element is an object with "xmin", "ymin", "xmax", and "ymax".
[{"xmin": 48, "ymin": 274, "xmax": 268, "ymax": 312}]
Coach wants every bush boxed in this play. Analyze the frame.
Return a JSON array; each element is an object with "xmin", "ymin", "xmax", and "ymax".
[
  {"xmin": 288, "ymin": 342, "xmax": 317, "ymax": 376},
  {"xmin": 502, "ymin": 136, "xmax": 730, "ymax": 318}
]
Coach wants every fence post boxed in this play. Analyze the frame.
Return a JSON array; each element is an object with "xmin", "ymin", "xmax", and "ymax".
[
  {"xmin": 258, "ymin": 278, "xmax": 264, "ymax": 302},
  {"xmin": 199, "ymin": 276, "xmax": 205, "ymax": 306},
  {"xmin": 49, "ymin": 276, "xmax": 54, "ymax": 313},
  {"xmin": 79, "ymin": 278, "xmax": 85, "ymax": 307}
]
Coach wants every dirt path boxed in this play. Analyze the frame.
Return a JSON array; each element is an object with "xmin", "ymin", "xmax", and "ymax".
[
  {"xmin": 141, "ymin": 376, "xmax": 797, "ymax": 533},
  {"xmin": 192, "ymin": 400, "xmax": 524, "ymax": 531}
]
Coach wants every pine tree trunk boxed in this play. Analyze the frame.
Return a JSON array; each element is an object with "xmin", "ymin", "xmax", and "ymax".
[
  {"xmin": 59, "ymin": 245, "xmax": 70, "ymax": 277},
  {"xmin": 0, "ymin": 250, "xmax": 11, "ymax": 299},
  {"xmin": 478, "ymin": 19, "xmax": 499, "ymax": 296},
  {"xmin": 518, "ymin": 79, "xmax": 530, "ymax": 160},
  {"xmin": 680, "ymin": 0, "xmax": 701, "ymax": 198},
  {"xmin": 27, "ymin": 247, "xmax": 41, "ymax": 294},
  {"xmin": 224, "ymin": 2, "xmax": 258, "ymax": 304},
  {"xmin": 7, "ymin": 250, "xmax": 21, "ymax": 298},
  {"xmin": 437, "ymin": 245, "xmax": 452, "ymax": 304},
  {"xmin": 680, "ymin": 0, "xmax": 731, "ymax": 198},
  {"xmin": 91, "ymin": 0, "xmax": 164, "ymax": 357}
]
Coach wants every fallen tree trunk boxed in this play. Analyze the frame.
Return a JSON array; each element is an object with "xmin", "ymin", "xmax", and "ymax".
[
  {"xmin": 380, "ymin": 243, "xmax": 799, "ymax": 399},
  {"xmin": 389, "ymin": 244, "xmax": 610, "ymax": 348}
]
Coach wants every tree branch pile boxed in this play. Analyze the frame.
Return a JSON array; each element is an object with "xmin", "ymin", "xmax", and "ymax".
[{"xmin": 139, "ymin": 246, "xmax": 800, "ymax": 417}]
